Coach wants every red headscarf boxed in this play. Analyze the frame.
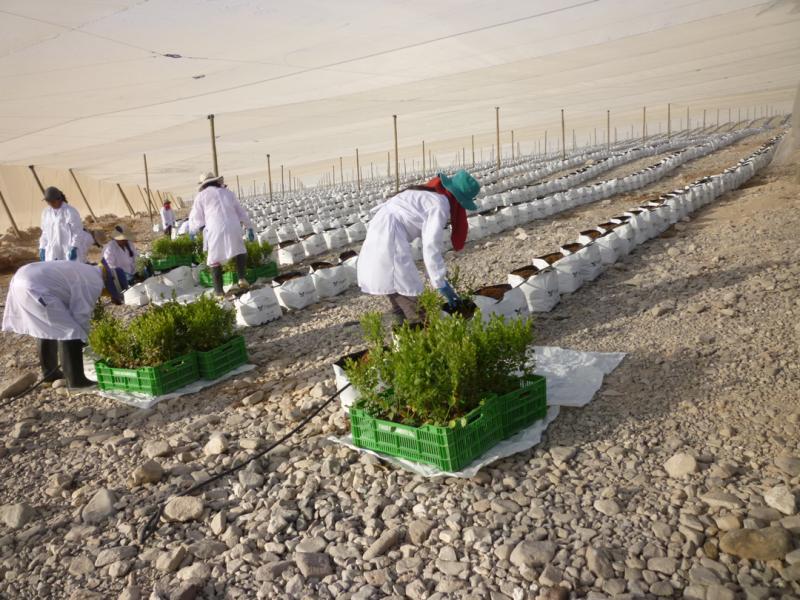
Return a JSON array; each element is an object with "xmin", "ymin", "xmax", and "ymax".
[{"xmin": 425, "ymin": 176, "xmax": 469, "ymax": 251}]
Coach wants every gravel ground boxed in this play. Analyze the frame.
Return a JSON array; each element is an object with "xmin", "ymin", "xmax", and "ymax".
[{"xmin": 0, "ymin": 127, "xmax": 797, "ymax": 600}]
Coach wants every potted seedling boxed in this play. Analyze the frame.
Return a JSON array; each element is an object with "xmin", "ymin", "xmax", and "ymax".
[{"xmin": 149, "ymin": 235, "xmax": 196, "ymax": 272}]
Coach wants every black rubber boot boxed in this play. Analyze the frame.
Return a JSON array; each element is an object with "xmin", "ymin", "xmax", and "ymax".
[
  {"xmin": 58, "ymin": 340, "xmax": 94, "ymax": 388},
  {"xmin": 234, "ymin": 253, "xmax": 249, "ymax": 288},
  {"xmin": 210, "ymin": 265, "xmax": 225, "ymax": 296},
  {"xmin": 37, "ymin": 338, "xmax": 63, "ymax": 382}
]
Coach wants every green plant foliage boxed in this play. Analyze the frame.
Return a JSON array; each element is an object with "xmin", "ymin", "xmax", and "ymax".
[
  {"xmin": 150, "ymin": 235, "xmax": 195, "ymax": 258},
  {"xmin": 88, "ymin": 295, "xmax": 236, "ymax": 368},
  {"xmin": 344, "ymin": 305, "xmax": 535, "ymax": 427},
  {"xmin": 196, "ymin": 239, "xmax": 273, "ymax": 272}
]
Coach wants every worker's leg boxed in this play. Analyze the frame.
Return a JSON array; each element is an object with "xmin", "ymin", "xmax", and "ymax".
[
  {"xmin": 58, "ymin": 340, "xmax": 94, "ymax": 388},
  {"xmin": 386, "ymin": 294, "xmax": 406, "ymax": 325},
  {"xmin": 37, "ymin": 338, "xmax": 63, "ymax": 382},
  {"xmin": 387, "ymin": 294, "xmax": 422, "ymax": 325},
  {"xmin": 210, "ymin": 265, "xmax": 224, "ymax": 296},
  {"xmin": 164, "ymin": 225, "xmax": 172, "ymax": 237},
  {"xmin": 234, "ymin": 253, "xmax": 249, "ymax": 288}
]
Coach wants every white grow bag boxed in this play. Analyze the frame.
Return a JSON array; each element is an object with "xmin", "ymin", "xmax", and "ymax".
[
  {"xmin": 332, "ymin": 350, "xmax": 366, "ymax": 413},
  {"xmin": 235, "ymin": 287, "xmax": 282, "ymax": 327},
  {"xmin": 161, "ymin": 265, "xmax": 195, "ymax": 293},
  {"xmin": 144, "ymin": 278, "xmax": 175, "ymax": 303},
  {"xmin": 311, "ymin": 263, "xmax": 350, "ymax": 298},
  {"xmin": 301, "ymin": 234, "xmax": 327, "ymax": 258},
  {"xmin": 472, "ymin": 285, "xmax": 529, "ymax": 323},
  {"xmin": 533, "ymin": 253, "xmax": 583, "ymax": 295},
  {"xmin": 587, "ymin": 228, "xmax": 625, "ymax": 265},
  {"xmin": 124, "ymin": 283, "xmax": 149, "ymax": 306},
  {"xmin": 277, "ymin": 242, "xmax": 307, "ymax": 266},
  {"xmin": 467, "ymin": 215, "xmax": 489, "ymax": 240},
  {"xmin": 323, "ymin": 228, "xmax": 349, "ymax": 251},
  {"xmin": 562, "ymin": 243, "xmax": 603, "ymax": 282},
  {"xmin": 507, "ymin": 266, "xmax": 560, "ymax": 313},
  {"xmin": 272, "ymin": 272, "xmax": 319, "ymax": 310},
  {"xmin": 345, "ymin": 222, "xmax": 367, "ymax": 244},
  {"xmin": 339, "ymin": 252, "xmax": 359, "ymax": 286}
]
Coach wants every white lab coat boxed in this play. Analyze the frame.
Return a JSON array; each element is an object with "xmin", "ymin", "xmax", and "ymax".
[
  {"xmin": 161, "ymin": 206, "xmax": 176, "ymax": 229},
  {"xmin": 357, "ymin": 189, "xmax": 449, "ymax": 296},
  {"xmin": 76, "ymin": 230, "xmax": 97, "ymax": 263},
  {"xmin": 39, "ymin": 203, "xmax": 83, "ymax": 261},
  {"xmin": 2, "ymin": 262, "xmax": 104, "ymax": 341},
  {"xmin": 102, "ymin": 241, "xmax": 138, "ymax": 275},
  {"xmin": 189, "ymin": 186, "xmax": 252, "ymax": 266}
]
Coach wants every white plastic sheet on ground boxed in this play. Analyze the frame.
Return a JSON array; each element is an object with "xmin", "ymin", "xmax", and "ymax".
[
  {"xmin": 83, "ymin": 359, "xmax": 256, "ymax": 410},
  {"xmin": 330, "ymin": 346, "xmax": 626, "ymax": 478}
]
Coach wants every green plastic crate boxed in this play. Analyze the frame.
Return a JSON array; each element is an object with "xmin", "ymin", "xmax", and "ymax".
[
  {"xmin": 349, "ymin": 375, "xmax": 547, "ymax": 471},
  {"xmin": 491, "ymin": 375, "xmax": 548, "ymax": 438},
  {"xmin": 94, "ymin": 353, "xmax": 199, "ymax": 396},
  {"xmin": 198, "ymin": 262, "xmax": 279, "ymax": 287},
  {"xmin": 196, "ymin": 335, "xmax": 248, "ymax": 380},
  {"xmin": 150, "ymin": 254, "xmax": 193, "ymax": 272}
]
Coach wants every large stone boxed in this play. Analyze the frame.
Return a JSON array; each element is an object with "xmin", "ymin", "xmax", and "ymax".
[
  {"xmin": 408, "ymin": 520, "xmax": 433, "ymax": 545},
  {"xmin": 664, "ymin": 453, "xmax": 698, "ymax": 478},
  {"xmin": 129, "ymin": 460, "xmax": 164, "ymax": 487},
  {"xmin": 81, "ymin": 488, "xmax": 116, "ymax": 524},
  {"xmin": 775, "ymin": 455, "xmax": 800, "ymax": 477},
  {"xmin": 549, "ymin": 446, "xmax": 576, "ymax": 465},
  {"xmin": 509, "ymin": 540, "xmax": 557, "ymax": 568},
  {"xmin": 95, "ymin": 546, "xmax": 138, "ymax": 568},
  {"xmin": 594, "ymin": 499, "xmax": 622, "ymax": 516},
  {"xmin": 295, "ymin": 552, "xmax": 332, "ymax": 578},
  {"xmin": 188, "ymin": 539, "xmax": 228, "ymax": 559},
  {"xmin": 586, "ymin": 546, "xmax": 614, "ymax": 578},
  {"xmin": 647, "ymin": 557, "xmax": 677, "ymax": 575},
  {"xmin": 363, "ymin": 528, "xmax": 403, "ymax": 560},
  {"xmin": 0, "ymin": 503, "xmax": 35, "ymax": 529},
  {"xmin": 0, "ymin": 372, "xmax": 37, "ymax": 399},
  {"xmin": 203, "ymin": 434, "xmax": 228, "ymax": 457},
  {"xmin": 255, "ymin": 561, "xmax": 295, "ymax": 582},
  {"xmin": 700, "ymin": 490, "xmax": 744, "ymax": 510},
  {"xmin": 155, "ymin": 546, "xmax": 187, "ymax": 572},
  {"xmin": 719, "ymin": 527, "xmax": 793, "ymax": 561},
  {"xmin": 176, "ymin": 562, "xmax": 210, "ymax": 582},
  {"xmin": 763, "ymin": 485, "xmax": 796, "ymax": 516},
  {"xmin": 142, "ymin": 440, "xmax": 171, "ymax": 458},
  {"xmin": 164, "ymin": 497, "xmax": 204, "ymax": 522}
]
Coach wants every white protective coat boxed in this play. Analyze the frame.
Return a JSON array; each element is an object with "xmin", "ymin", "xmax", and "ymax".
[
  {"xmin": 2, "ymin": 262, "xmax": 104, "ymax": 341},
  {"xmin": 39, "ymin": 203, "xmax": 83, "ymax": 261},
  {"xmin": 102, "ymin": 241, "xmax": 138, "ymax": 275},
  {"xmin": 189, "ymin": 186, "xmax": 253, "ymax": 266},
  {"xmin": 161, "ymin": 206, "xmax": 176, "ymax": 229},
  {"xmin": 357, "ymin": 189, "xmax": 449, "ymax": 296},
  {"xmin": 75, "ymin": 229, "xmax": 96, "ymax": 263}
]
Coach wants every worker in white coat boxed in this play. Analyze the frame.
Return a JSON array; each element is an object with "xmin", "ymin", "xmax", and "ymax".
[
  {"xmin": 75, "ymin": 228, "xmax": 101, "ymax": 263},
  {"xmin": 357, "ymin": 170, "xmax": 480, "ymax": 324},
  {"xmin": 2, "ymin": 259, "xmax": 127, "ymax": 388},
  {"xmin": 102, "ymin": 225, "xmax": 138, "ymax": 286},
  {"xmin": 189, "ymin": 172, "xmax": 255, "ymax": 295},
  {"xmin": 160, "ymin": 199, "xmax": 176, "ymax": 237},
  {"xmin": 39, "ymin": 186, "xmax": 83, "ymax": 262}
]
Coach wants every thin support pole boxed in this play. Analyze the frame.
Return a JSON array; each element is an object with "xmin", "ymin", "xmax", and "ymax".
[
  {"xmin": 511, "ymin": 130, "xmax": 515, "ymax": 160},
  {"xmin": 339, "ymin": 156, "xmax": 344, "ymax": 186},
  {"xmin": 356, "ymin": 148, "xmax": 361, "ymax": 191},
  {"xmin": 68, "ymin": 168, "xmax": 96, "ymax": 219},
  {"xmin": 281, "ymin": 165, "xmax": 285, "ymax": 197},
  {"xmin": 236, "ymin": 175, "xmax": 242, "ymax": 198},
  {"xmin": 642, "ymin": 106, "xmax": 647, "ymax": 146},
  {"xmin": 560, "ymin": 109, "xmax": 566, "ymax": 160},
  {"xmin": 422, "ymin": 140, "xmax": 426, "ymax": 177},
  {"xmin": 393, "ymin": 115, "xmax": 399, "ymax": 192},
  {"xmin": 495, "ymin": 107, "xmax": 501, "ymax": 169},
  {"xmin": 471, "ymin": 135, "xmax": 475, "ymax": 167},
  {"xmin": 116, "ymin": 184, "xmax": 136, "ymax": 216},
  {"xmin": 143, "ymin": 154, "xmax": 154, "ymax": 222},
  {"xmin": 208, "ymin": 114, "xmax": 219, "ymax": 176},
  {"xmin": 667, "ymin": 103, "xmax": 671, "ymax": 140},
  {"xmin": 28, "ymin": 165, "xmax": 46, "ymax": 195},
  {"xmin": 0, "ymin": 188, "xmax": 20, "ymax": 236},
  {"xmin": 266, "ymin": 155, "xmax": 273, "ymax": 202},
  {"xmin": 607, "ymin": 110, "xmax": 611, "ymax": 150}
]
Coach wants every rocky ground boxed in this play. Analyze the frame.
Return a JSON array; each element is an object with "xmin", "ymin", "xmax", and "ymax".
[{"xmin": 0, "ymin": 127, "xmax": 797, "ymax": 600}]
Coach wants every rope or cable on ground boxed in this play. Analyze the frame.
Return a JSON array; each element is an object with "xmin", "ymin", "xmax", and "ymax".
[
  {"xmin": 137, "ymin": 382, "xmax": 351, "ymax": 544},
  {"xmin": 0, "ymin": 366, "xmax": 61, "ymax": 409}
]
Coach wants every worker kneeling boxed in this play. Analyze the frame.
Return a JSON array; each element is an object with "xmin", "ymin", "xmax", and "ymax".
[
  {"xmin": 2, "ymin": 260, "xmax": 128, "ymax": 388},
  {"xmin": 357, "ymin": 170, "xmax": 480, "ymax": 324}
]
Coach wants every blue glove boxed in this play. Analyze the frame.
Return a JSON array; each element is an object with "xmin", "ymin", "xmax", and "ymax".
[
  {"xmin": 39, "ymin": 248, "xmax": 46, "ymax": 261},
  {"xmin": 438, "ymin": 282, "xmax": 459, "ymax": 308},
  {"xmin": 189, "ymin": 232, "xmax": 196, "ymax": 241},
  {"xmin": 247, "ymin": 228, "xmax": 255, "ymax": 242},
  {"xmin": 68, "ymin": 247, "xmax": 78, "ymax": 261}
]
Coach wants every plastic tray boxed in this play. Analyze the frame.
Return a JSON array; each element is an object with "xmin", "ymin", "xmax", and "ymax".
[
  {"xmin": 94, "ymin": 353, "xmax": 199, "ymax": 396},
  {"xmin": 150, "ymin": 254, "xmax": 193, "ymax": 272},
  {"xmin": 196, "ymin": 335, "xmax": 248, "ymax": 380}
]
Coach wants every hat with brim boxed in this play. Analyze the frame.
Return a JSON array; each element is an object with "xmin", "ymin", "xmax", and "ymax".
[
  {"xmin": 43, "ymin": 186, "xmax": 66, "ymax": 203},
  {"xmin": 112, "ymin": 225, "xmax": 133, "ymax": 241},
  {"xmin": 438, "ymin": 170, "xmax": 480, "ymax": 211},
  {"xmin": 198, "ymin": 172, "xmax": 223, "ymax": 190}
]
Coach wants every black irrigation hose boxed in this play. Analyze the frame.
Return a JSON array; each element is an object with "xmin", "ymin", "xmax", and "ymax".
[
  {"xmin": 137, "ymin": 381, "xmax": 351, "ymax": 545},
  {"xmin": 0, "ymin": 366, "xmax": 62, "ymax": 409}
]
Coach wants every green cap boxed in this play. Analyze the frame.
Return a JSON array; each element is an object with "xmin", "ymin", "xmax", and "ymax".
[{"xmin": 439, "ymin": 170, "xmax": 480, "ymax": 211}]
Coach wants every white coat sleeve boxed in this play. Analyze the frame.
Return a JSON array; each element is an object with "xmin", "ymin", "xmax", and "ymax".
[
  {"xmin": 188, "ymin": 197, "xmax": 205, "ymax": 234},
  {"xmin": 66, "ymin": 206, "xmax": 82, "ymax": 248},
  {"xmin": 39, "ymin": 209, "xmax": 49, "ymax": 250},
  {"xmin": 160, "ymin": 208, "xmax": 168, "ymax": 228},
  {"xmin": 232, "ymin": 197, "xmax": 253, "ymax": 229},
  {"xmin": 421, "ymin": 200, "xmax": 449, "ymax": 289}
]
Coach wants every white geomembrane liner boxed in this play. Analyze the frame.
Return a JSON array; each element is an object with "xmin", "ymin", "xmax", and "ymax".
[
  {"xmin": 83, "ymin": 356, "xmax": 256, "ymax": 410},
  {"xmin": 331, "ymin": 346, "xmax": 626, "ymax": 478}
]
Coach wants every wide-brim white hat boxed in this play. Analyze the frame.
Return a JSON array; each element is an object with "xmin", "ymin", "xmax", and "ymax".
[{"xmin": 198, "ymin": 172, "xmax": 224, "ymax": 189}]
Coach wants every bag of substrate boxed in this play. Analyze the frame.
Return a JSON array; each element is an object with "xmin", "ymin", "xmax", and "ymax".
[
  {"xmin": 332, "ymin": 350, "xmax": 367, "ymax": 413},
  {"xmin": 236, "ymin": 287, "xmax": 283, "ymax": 326},
  {"xmin": 277, "ymin": 242, "xmax": 306, "ymax": 266},
  {"xmin": 272, "ymin": 272, "xmax": 319, "ymax": 310},
  {"xmin": 346, "ymin": 222, "xmax": 367, "ymax": 244},
  {"xmin": 124, "ymin": 283, "xmax": 149, "ymax": 306},
  {"xmin": 311, "ymin": 263, "xmax": 350, "ymax": 298},
  {"xmin": 339, "ymin": 251, "xmax": 359, "ymax": 286},
  {"xmin": 144, "ymin": 277, "xmax": 175, "ymax": 303},
  {"xmin": 561, "ymin": 242, "xmax": 603, "ymax": 282},
  {"xmin": 532, "ymin": 253, "xmax": 583, "ymax": 295},
  {"xmin": 323, "ymin": 228, "xmax": 348, "ymax": 251},
  {"xmin": 507, "ymin": 265, "xmax": 559, "ymax": 313},
  {"xmin": 471, "ymin": 284, "xmax": 529, "ymax": 323},
  {"xmin": 301, "ymin": 234, "xmax": 326, "ymax": 258},
  {"xmin": 161, "ymin": 265, "xmax": 195, "ymax": 293}
]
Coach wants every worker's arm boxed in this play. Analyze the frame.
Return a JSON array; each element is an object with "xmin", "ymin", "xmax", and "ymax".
[
  {"xmin": 188, "ymin": 197, "xmax": 205, "ymax": 234},
  {"xmin": 420, "ymin": 197, "xmax": 449, "ymax": 289},
  {"xmin": 39, "ymin": 209, "xmax": 49, "ymax": 255},
  {"xmin": 66, "ymin": 206, "xmax": 83, "ymax": 249},
  {"xmin": 231, "ymin": 193, "xmax": 253, "ymax": 229}
]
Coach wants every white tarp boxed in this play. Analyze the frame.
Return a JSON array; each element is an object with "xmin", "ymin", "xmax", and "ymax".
[{"xmin": 331, "ymin": 346, "xmax": 626, "ymax": 478}]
